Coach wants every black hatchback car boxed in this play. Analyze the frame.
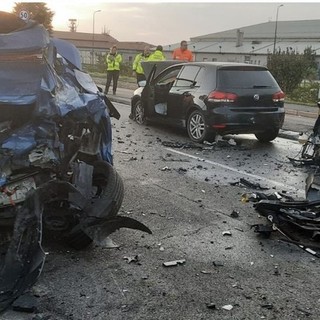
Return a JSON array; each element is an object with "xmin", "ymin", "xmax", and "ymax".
[{"xmin": 130, "ymin": 61, "xmax": 285, "ymax": 143}]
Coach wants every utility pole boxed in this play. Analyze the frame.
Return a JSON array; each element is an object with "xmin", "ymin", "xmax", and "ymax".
[
  {"xmin": 273, "ymin": 4, "xmax": 284, "ymax": 54},
  {"xmin": 92, "ymin": 10, "xmax": 101, "ymax": 65}
]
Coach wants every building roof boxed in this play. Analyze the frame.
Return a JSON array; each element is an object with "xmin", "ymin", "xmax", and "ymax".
[
  {"xmin": 191, "ymin": 20, "xmax": 320, "ymax": 41},
  {"xmin": 52, "ymin": 30, "xmax": 153, "ymax": 52},
  {"xmin": 163, "ymin": 20, "xmax": 320, "ymax": 56},
  {"xmin": 52, "ymin": 30, "xmax": 118, "ymax": 43}
]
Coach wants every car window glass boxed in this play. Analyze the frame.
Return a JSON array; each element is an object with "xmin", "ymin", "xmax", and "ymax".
[
  {"xmin": 194, "ymin": 67, "xmax": 205, "ymax": 87},
  {"xmin": 175, "ymin": 66, "xmax": 201, "ymax": 87},
  {"xmin": 156, "ymin": 67, "xmax": 182, "ymax": 85},
  {"xmin": 218, "ymin": 69, "xmax": 279, "ymax": 89}
]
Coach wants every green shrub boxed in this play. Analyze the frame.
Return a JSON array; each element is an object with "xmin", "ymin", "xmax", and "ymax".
[
  {"xmin": 287, "ymin": 81, "xmax": 320, "ymax": 104},
  {"xmin": 268, "ymin": 47, "xmax": 318, "ymax": 95}
]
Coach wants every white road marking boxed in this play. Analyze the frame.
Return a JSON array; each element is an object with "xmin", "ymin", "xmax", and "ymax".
[{"xmin": 166, "ymin": 148, "xmax": 304, "ymax": 195}]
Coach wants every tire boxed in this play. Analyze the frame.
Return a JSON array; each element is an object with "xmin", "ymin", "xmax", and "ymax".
[
  {"xmin": 133, "ymin": 100, "xmax": 146, "ymax": 125},
  {"xmin": 66, "ymin": 161, "xmax": 124, "ymax": 249},
  {"xmin": 255, "ymin": 128, "xmax": 279, "ymax": 142},
  {"xmin": 89, "ymin": 161, "xmax": 124, "ymax": 219},
  {"xmin": 187, "ymin": 110, "xmax": 211, "ymax": 143}
]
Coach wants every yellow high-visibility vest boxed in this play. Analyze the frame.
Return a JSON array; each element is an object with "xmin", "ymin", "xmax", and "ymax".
[{"xmin": 106, "ymin": 53, "xmax": 122, "ymax": 71}]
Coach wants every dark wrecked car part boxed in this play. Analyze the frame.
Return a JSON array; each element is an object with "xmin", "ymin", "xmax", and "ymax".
[
  {"xmin": 253, "ymin": 199, "xmax": 320, "ymax": 257},
  {"xmin": 0, "ymin": 190, "xmax": 45, "ymax": 312},
  {"xmin": 289, "ymin": 102, "xmax": 320, "ymax": 166},
  {"xmin": 0, "ymin": 12, "xmax": 151, "ymax": 312}
]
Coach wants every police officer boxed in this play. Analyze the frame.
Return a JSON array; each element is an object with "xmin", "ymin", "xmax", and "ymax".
[
  {"xmin": 105, "ymin": 45, "xmax": 122, "ymax": 95},
  {"xmin": 132, "ymin": 45, "xmax": 150, "ymax": 86},
  {"xmin": 149, "ymin": 45, "xmax": 166, "ymax": 61}
]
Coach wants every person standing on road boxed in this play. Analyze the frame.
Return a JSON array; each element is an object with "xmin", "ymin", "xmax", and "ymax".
[
  {"xmin": 132, "ymin": 45, "xmax": 151, "ymax": 86},
  {"xmin": 172, "ymin": 40, "xmax": 193, "ymax": 62},
  {"xmin": 104, "ymin": 45, "xmax": 122, "ymax": 95},
  {"xmin": 149, "ymin": 45, "xmax": 166, "ymax": 61}
]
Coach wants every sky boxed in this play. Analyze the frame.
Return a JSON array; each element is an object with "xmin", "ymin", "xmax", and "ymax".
[{"xmin": 1, "ymin": 1, "xmax": 320, "ymax": 45}]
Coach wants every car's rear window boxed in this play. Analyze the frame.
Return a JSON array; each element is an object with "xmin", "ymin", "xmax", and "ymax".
[{"xmin": 217, "ymin": 68, "xmax": 279, "ymax": 89}]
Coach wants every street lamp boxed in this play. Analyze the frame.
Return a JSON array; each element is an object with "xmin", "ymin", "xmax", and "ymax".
[
  {"xmin": 273, "ymin": 4, "xmax": 284, "ymax": 54},
  {"xmin": 92, "ymin": 9, "xmax": 101, "ymax": 65}
]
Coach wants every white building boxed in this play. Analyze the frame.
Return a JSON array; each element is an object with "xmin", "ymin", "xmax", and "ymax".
[{"xmin": 163, "ymin": 20, "xmax": 320, "ymax": 72}]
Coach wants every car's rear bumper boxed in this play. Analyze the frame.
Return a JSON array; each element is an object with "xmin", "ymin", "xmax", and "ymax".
[{"xmin": 205, "ymin": 108, "xmax": 285, "ymax": 134}]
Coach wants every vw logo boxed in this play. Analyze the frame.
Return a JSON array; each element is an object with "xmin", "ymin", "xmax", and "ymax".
[{"xmin": 253, "ymin": 94, "xmax": 260, "ymax": 101}]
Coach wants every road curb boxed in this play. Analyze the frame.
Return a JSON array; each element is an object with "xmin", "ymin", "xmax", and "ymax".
[{"xmin": 285, "ymin": 109, "xmax": 317, "ymax": 118}]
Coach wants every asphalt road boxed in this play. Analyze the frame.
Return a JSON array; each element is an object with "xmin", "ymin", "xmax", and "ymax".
[{"xmin": 3, "ymin": 102, "xmax": 319, "ymax": 320}]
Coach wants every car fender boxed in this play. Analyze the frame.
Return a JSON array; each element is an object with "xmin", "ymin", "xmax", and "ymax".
[{"xmin": 185, "ymin": 102, "xmax": 205, "ymax": 122}]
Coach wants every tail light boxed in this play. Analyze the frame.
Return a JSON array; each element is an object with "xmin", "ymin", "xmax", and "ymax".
[
  {"xmin": 272, "ymin": 91, "xmax": 285, "ymax": 102},
  {"xmin": 207, "ymin": 90, "xmax": 237, "ymax": 103}
]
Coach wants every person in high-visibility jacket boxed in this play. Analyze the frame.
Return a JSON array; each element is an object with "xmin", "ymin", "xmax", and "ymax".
[
  {"xmin": 104, "ymin": 45, "xmax": 122, "ymax": 95},
  {"xmin": 132, "ymin": 45, "xmax": 150, "ymax": 86},
  {"xmin": 149, "ymin": 45, "xmax": 166, "ymax": 61}
]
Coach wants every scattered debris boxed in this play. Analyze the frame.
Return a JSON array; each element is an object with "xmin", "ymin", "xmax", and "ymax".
[
  {"xmin": 162, "ymin": 141, "xmax": 203, "ymax": 149},
  {"xmin": 274, "ymin": 266, "xmax": 280, "ymax": 276},
  {"xmin": 212, "ymin": 261, "xmax": 224, "ymax": 267},
  {"xmin": 163, "ymin": 259, "xmax": 186, "ymax": 267},
  {"xmin": 201, "ymin": 270, "xmax": 215, "ymax": 274},
  {"xmin": 251, "ymin": 224, "xmax": 274, "ymax": 238},
  {"xmin": 221, "ymin": 304, "xmax": 233, "ymax": 311},
  {"xmin": 177, "ymin": 167, "xmax": 188, "ymax": 174},
  {"xmin": 123, "ymin": 255, "xmax": 140, "ymax": 264},
  {"xmin": 96, "ymin": 237, "xmax": 120, "ymax": 248},
  {"xmin": 12, "ymin": 293, "xmax": 38, "ymax": 313},
  {"xmin": 241, "ymin": 191, "xmax": 294, "ymax": 203},
  {"xmin": 230, "ymin": 210, "xmax": 239, "ymax": 218},
  {"xmin": 228, "ymin": 138, "xmax": 237, "ymax": 146},
  {"xmin": 206, "ymin": 303, "xmax": 217, "ymax": 309},
  {"xmin": 162, "ymin": 137, "xmax": 241, "ymax": 151},
  {"xmin": 125, "ymin": 156, "xmax": 138, "ymax": 161},
  {"xmin": 230, "ymin": 178, "xmax": 269, "ymax": 190}
]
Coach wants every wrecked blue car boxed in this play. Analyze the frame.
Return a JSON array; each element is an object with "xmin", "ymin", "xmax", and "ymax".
[{"xmin": 0, "ymin": 12, "xmax": 151, "ymax": 312}]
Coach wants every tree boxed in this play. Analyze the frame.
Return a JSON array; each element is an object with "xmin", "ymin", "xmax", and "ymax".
[
  {"xmin": 267, "ymin": 47, "xmax": 318, "ymax": 94},
  {"xmin": 12, "ymin": 2, "xmax": 55, "ymax": 34}
]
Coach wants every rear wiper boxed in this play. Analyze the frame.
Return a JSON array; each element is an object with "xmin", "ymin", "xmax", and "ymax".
[{"xmin": 252, "ymin": 85, "xmax": 271, "ymax": 88}]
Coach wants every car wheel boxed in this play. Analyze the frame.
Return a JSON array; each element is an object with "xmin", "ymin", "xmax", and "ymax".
[
  {"xmin": 255, "ymin": 128, "xmax": 279, "ymax": 142},
  {"xmin": 66, "ymin": 161, "xmax": 124, "ymax": 249},
  {"xmin": 187, "ymin": 110, "xmax": 210, "ymax": 143},
  {"xmin": 133, "ymin": 100, "xmax": 146, "ymax": 125}
]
